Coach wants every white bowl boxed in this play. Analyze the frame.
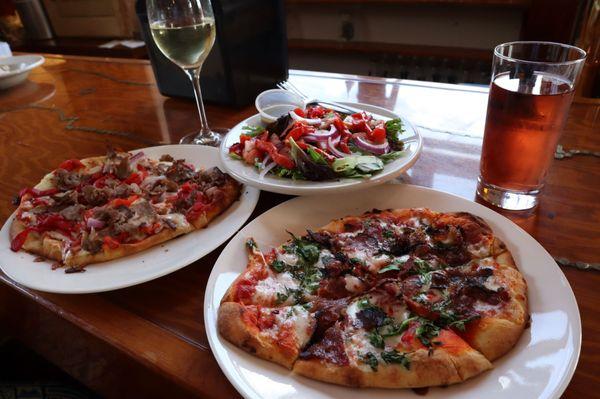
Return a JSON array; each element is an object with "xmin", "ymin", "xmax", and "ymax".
[
  {"xmin": 255, "ymin": 89, "xmax": 304, "ymax": 123},
  {"xmin": 0, "ymin": 55, "xmax": 45, "ymax": 90}
]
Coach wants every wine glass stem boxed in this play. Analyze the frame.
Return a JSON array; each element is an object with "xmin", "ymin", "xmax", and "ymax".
[{"xmin": 185, "ymin": 67, "xmax": 211, "ymax": 137}]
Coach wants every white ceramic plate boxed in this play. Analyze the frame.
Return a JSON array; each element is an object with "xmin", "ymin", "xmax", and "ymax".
[
  {"xmin": 0, "ymin": 55, "xmax": 44, "ymax": 90},
  {"xmin": 0, "ymin": 145, "xmax": 259, "ymax": 294},
  {"xmin": 205, "ymin": 184, "xmax": 580, "ymax": 399},
  {"xmin": 219, "ymin": 102, "xmax": 422, "ymax": 195}
]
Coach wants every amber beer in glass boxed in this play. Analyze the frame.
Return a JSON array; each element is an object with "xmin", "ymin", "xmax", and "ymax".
[{"xmin": 477, "ymin": 42, "xmax": 586, "ymax": 210}]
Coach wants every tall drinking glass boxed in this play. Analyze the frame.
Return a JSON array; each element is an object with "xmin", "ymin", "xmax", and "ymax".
[
  {"xmin": 477, "ymin": 41, "xmax": 586, "ymax": 210},
  {"xmin": 147, "ymin": 0, "xmax": 221, "ymax": 146}
]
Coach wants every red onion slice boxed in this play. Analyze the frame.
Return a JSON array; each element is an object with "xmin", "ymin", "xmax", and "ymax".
[
  {"xmin": 87, "ymin": 217, "xmax": 105, "ymax": 229},
  {"xmin": 353, "ymin": 133, "xmax": 389, "ymax": 155},
  {"xmin": 259, "ymin": 161, "xmax": 276, "ymax": 179},
  {"xmin": 289, "ymin": 110, "xmax": 322, "ymax": 125},
  {"xmin": 130, "ymin": 151, "xmax": 145, "ymax": 162},
  {"xmin": 327, "ymin": 136, "xmax": 348, "ymax": 158},
  {"xmin": 330, "ymin": 134, "xmax": 340, "ymax": 146},
  {"xmin": 259, "ymin": 154, "xmax": 272, "ymax": 170}
]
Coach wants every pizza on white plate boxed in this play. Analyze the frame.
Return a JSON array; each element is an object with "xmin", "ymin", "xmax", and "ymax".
[
  {"xmin": 10, "ymin": 149, "xmax": 242, "ymax": 272},
  {"xmin": 218, "ymin": 208, "xmax": 528, "ymax": 389}
]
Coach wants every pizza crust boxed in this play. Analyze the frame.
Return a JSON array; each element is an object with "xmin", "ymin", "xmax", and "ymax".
[
  {"xmin": 460, "ymin": 263, "xmax": 528, "ymax": 361},
  {"xmin": 293, "ymin": 342, "xmax": 489, "ymax": 389},
  {"xmin": 357, "ymin": 348, "xmax": 463, "ymax": 389},
  {"xmin": 293, "ymin": 359, "xmax": 364, "ymax": 388},
  {"xmin": 435, "ymin": 329, "xmax": 492, "ymax": 381},
  {"xmin": 10, "ymin": 216, "xmax": 193, "ymax": 267},
  {"xmin": 186, "ymin": 178, "xmax": 241, "ymax": 229},
  {"xmin": 218, "ymin": 302, "xmax": 311, "ymax": 369}
]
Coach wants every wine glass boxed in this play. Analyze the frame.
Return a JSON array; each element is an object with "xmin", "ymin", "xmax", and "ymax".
[{"xmin": 147, "ymin": 0, "xmax": 222, "ymax": 146}]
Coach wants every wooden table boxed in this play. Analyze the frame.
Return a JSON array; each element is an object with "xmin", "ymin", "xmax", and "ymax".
[{"xmin": 0, "ymin": 54, "xmax": 598, "ymax": 398}]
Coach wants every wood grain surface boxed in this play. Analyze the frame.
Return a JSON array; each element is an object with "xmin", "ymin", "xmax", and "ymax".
[{"xmin": 0, "ymin": 54, "xmax": 598, "ymax": 398}]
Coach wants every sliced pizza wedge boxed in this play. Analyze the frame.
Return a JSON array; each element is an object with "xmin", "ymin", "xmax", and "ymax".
[
  {"xmin": 221, "ymin": 233, "xmax": 354, "ymax": 306},
  {"xmin": 401, "ymin": 256, "xmax": 528, "ymax": 361},
  {"xmin": 218, "ymin": 302, "xmax": 316, "ymax": 369}
]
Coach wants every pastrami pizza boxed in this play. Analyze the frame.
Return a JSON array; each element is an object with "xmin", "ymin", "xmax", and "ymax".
[
  {"xmin": 218, "ymin": 208, "xmax": 528, "ymax": 389},
  {"xmin": 10, "ymin": 149, "xmax": 241, "ymax": 271}
]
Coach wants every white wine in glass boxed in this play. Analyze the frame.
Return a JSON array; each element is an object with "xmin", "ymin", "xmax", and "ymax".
[{"xmin": 147, "ymin": 0, "xmax": 223, "ymax": 146}]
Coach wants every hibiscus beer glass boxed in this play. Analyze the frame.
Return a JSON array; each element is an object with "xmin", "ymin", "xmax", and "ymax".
[{"xmin": 477, "ymin": 42, "xmax": 586, "ymax": 210}]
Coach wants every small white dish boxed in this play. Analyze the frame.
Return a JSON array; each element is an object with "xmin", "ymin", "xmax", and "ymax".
[
  {"xmin": 220, "ymin": 102, "xmax": 423, "ymax": 196},
  {"xmin": 0, "ymin": 145, "xmax": 260, "ymax": 294},
  {"xmin": 0, "ymin": 55, "xmax": 44, "ymax": 90},
  {"xmin": 205, "ymin": 184, "xmax": 581, "ymax": 399},
  {"xmin": 255, "ymin": 89, "xmax": 304, "ymax": 123}
]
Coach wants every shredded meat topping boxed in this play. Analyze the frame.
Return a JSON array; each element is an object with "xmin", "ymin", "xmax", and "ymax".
[{"xmin": 53, "ymin": 169, "xmax": 81, "ymax": 190}]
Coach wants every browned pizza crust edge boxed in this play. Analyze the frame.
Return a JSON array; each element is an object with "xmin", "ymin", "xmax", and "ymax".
[
  {"xmin": 10, "ymin": 217, "xmax": 193, "ymax": 267},
  {"xmin": 217, "ymin": 302, "xmax": 300, "ymax": 369}
]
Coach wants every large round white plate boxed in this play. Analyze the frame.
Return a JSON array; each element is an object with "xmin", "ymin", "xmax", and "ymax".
[
  {"xmin": 219, "ymin": 102, "xmax": 422, "ymax": 195},
  {"xmin": 205, "ymin": 184, "xmax": 580, "ymax": 399},
  {"xmin": 0, "ymin": 145, "xmax": 259, "ymax": 294}
]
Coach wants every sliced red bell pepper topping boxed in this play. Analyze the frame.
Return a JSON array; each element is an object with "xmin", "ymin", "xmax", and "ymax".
[
  {"xmin": 18, "ymin": 187, "xmax": 59, "ymax": 199},
  {"xmin": 124, "ymin": 173, "xmax": 141, "ymax": 185},
  {"xmin": 124, "ymin": 170, "xmax": 147, "ymax": 185},
  {"xmin": 37, "ymin": 214, "xmax": 75, "ymax": 232},
  {"xmin": 58, "ymin": 159, "xmax": 85, "ymax": 171},
  {"xmin": 10, "ymin": 228, "xmax": 35, "ymax": 251},
  {"xmin": 11, "ymin": 214, "xmax": 78, "ymax": 251},
  {"xmin": 92, "ymin": 173, "xmax": 117, "ymax": 188},
  {"xmin": 168, "ymin": 182, "xmax": 199, "ymax": 205},
  {"xmin": 186, "ymin": 192, "xmax": 210, "ymax": 222},
  {"xmin": 141, "ymin": 222, "xmax": 162, "ymax": 235},
  {"xmin": 110, "ymin": 195, "xmax": 139, "ymax": 208},
  {"xmin": 103, "ymin": 236, "xmax": 120, "ymax": 249},
  {"xmin": 115, "ymin": 232, "xmax": 129, "ymax": 242}
]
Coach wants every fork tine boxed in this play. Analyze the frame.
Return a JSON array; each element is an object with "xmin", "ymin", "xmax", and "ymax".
[
  {"xmin": 277, "ymin": 80, "xmax": 307, "ymax": 99},
  {"xmin": 284, "ymin": 81, "xmax": 307, "ymax": 99}
]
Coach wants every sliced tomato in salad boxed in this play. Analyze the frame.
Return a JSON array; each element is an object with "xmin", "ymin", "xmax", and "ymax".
[
  {"xmin": 255, "ymin": 140, "xmax": 295, "ymax": 169},
  {"xmin": 369, "ymin": 123, "xmax": 387, "ymax": 144}
]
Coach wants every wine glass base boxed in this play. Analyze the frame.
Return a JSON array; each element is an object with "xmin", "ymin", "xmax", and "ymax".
[
  {"xmin": 476, "ymin": 177, "xmax": 541, "ymax": 211},
  {"xmin": 179, "ymin": 128, "xmax": 229, "ymax": 147}
]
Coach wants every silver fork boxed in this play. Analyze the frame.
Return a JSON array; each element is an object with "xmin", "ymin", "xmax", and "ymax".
[
  {"xmin": 276, "ymin": 80, "xmax": 391, "ymax": 120},
  {"xmin": 276, "ymin": 80, "xmax": 307, "ymax": 99}
]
